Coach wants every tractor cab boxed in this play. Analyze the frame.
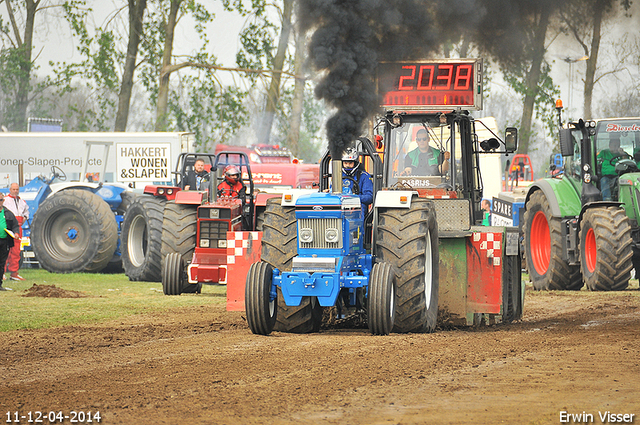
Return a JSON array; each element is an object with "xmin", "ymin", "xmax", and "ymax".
[{"xmin": 380, "ymin": 110, "xmax": 518, "ymax": 226}]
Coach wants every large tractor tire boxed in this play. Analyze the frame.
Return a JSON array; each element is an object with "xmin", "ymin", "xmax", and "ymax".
[
  {"xmin": 31, "ymin": 189, "xmax": 117, "ymax": 273},
  {"xmin": 580, "ymin": 207, "xmax": 633, "ymax": 291},
  {"xmin": 160, "ymin": 202, "xmax": 200, "ymax": 294},
  {"xmin": 260, "ymin": 197, "xmax": 322, "ymax": 333},
  {"xmin": 523, "ymin": 190, "xmax": 582, "ymax": 290},
  {"xmin": 245, "ymin": 261, "xmax": 277, "ymax": 335},
  {"xmin": 502, "ymin": 253, "xmax": 523, "ymax": 323},
  {"xmin": 122, "ymin": 195, "xmax": 166, "ymax": 281},
  {"xmin": 376, "ymin": 197, "xmax": 439, "ymax": 333},
  {"xmin": 367, "ymin": 262, "xmax": 396, "ymax": 335}
]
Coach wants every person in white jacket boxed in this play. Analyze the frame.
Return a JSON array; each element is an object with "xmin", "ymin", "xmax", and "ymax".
[{"xmin": 4, "ymin": 183, "xmax": 29, "ymax": 281}]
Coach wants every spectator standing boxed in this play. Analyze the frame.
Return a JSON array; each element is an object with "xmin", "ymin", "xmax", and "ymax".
[
  {"xmin": 0, "ymin": 192, "xmax": 20, "ymax": 290},
  {"xmin": 4, "ymin": 183, "xmax": 28, "ymax": 281},
  {"xmin": 481, "ymin": 199, "xmax": 491, "ymax": 226}
]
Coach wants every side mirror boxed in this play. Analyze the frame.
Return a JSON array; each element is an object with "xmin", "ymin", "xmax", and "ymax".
[
  {"xmin": 559, "ymin": 128, "xmax": 573, "ymax": 156},
  {"xmin": 504, "ymin": 127, "xmax": 518, "ymax": 152}
]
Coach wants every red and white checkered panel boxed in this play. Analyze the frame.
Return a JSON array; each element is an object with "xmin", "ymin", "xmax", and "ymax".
[
  {"xmin": 466, "ymin": 231, "xmax": 503, "ymax": 314},
  {"xmin": 226, "ymin": 231, "xmax": 262, "ymax": 311},
  {"xmin": 472, "ymin": 231, "xmax": 502, "ymax": 266},
  {"xmin": 226, "ymin": 231, "xmax": 261, "ymax": 264}
]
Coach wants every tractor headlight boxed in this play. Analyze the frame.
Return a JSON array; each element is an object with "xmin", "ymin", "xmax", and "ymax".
[
  {"xmin": 209, "ymin": 209, "xmax": 220, "ymax": 218},
  {"xmin": 167, "ymin": 188, "xmax": 174, "ymax": 195},
  {"xmin": 200, "ymin": 239, "xmax": 210, "ymax": 248},
  {"xmin": 218, "ymin": 240, "xmax": 227, "ymax": 248},
  {"xmin": 300, "ymin": 228, "xmax": 313, "ymax": 243},
  {"xmin": 158, "ymin": 188, "xmax": 165, "ymax": 195},
  {"xmin": 325, "ymin": 227, "xmax": 339, "ymax": 243}
]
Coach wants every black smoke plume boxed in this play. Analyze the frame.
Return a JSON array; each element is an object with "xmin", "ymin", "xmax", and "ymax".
[{"xmin": 297, "ymin": 0, "xmax": 563, "ymax": 158}]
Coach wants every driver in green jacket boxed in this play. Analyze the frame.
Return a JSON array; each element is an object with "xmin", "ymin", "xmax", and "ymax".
[{"xmin": 597, "ymin": 134, "xmax": 626, "ymax": 201}]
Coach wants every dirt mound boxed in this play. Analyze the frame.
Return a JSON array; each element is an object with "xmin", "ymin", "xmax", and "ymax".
[{"xmin": 22, "ymin": 284, "xmax": 88, "ymax": 298}]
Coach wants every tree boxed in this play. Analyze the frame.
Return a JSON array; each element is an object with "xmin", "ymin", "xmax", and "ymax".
[
  {"xmin": 115, "ymin": 0, "xmax": 147, "ymax": 131},
  {"xmin": 257, "ymin": 0, "xmax": 293, "ymax": 145},
  {"xmin": 559, "ymin": 0, "xmax": 632, "ymax": 119},
  {"xmin": 0, "ymin": 0, "xmax": 41, "ymax": 130},
  {"xmin": 286, "ymin": 21, "xmax": 306, "ymax": 157},
  {"xmin": 51, "ymin": 2, "xmax": 123, "ymax": 131}
]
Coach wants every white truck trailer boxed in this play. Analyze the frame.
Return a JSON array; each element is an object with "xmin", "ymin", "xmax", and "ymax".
[
  {"xmin": 0, "ymin": 132, "xmax": 195, "ymax": 187},
  {"xmin": 0, "ymin": 132, "xmax": 195, "ymax": 274}
]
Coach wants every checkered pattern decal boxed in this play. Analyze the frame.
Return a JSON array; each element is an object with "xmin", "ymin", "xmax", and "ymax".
[
  {"xmin": 227, "ymin": 231, "xmax": 261, "ymax": 264},
  {"xmin": 472, "ymin": 232, "xmax": 502, "ymax": 266}
]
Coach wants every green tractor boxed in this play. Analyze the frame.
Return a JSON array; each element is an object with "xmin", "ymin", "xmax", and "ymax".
[{"xmin": 523, "ymin": 107, "xmax": 640, "ymax": 291}]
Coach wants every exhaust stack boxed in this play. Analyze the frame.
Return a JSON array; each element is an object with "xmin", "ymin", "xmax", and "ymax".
[{"xmin": 331, "ymin": 159, "xmax": 342, "ymax": 194}]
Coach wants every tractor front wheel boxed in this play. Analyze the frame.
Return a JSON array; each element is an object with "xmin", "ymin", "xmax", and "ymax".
[
  {"xmin": 580, "ymin": 207, "xmax": 633, "ymax": 291},
  {"xmin": 368, "ymin": 262, "xmax": 396, "ymax": 335},
  {"xmin": 260, "ymin": 197, "xmax": 322, "ymax": 333},
  {"xmin": 162, "ymin": 252, "xmax": 184, "ymax": 295},
  {"xmin": 523, "ymin": 190, "xmax": 582, "ymax": 290},
  {"xmin": 246, "ymin": 262, "xmax": 277, "ymax": 335}
]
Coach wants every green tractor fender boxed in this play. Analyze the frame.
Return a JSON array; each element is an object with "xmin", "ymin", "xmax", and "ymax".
[
  {"xmin": 617, "ymin": 172, "xmax": 640, "ymax": 225},
  {"xmin": 525, "ymin": 178, "xmax": 582, "ymax": 218}
]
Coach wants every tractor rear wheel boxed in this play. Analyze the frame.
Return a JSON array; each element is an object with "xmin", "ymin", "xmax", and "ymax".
[
  {"xmin": 161, "ymin": 202, "xmax": 197, "ymax": 265},
  {"xmin": 260, "ymin": 197, "xmax": 322, "ymax": 333},
  {"xmin": 580, "ymin": 207, "xmax": 633, "ymax": 291},
  {"xmin": 523, "ymin": 190, "xmax": 582, "ymax": 290},
  {"xmin": 502, "ymin": 253, "xmax": 523, "ymax": 323},
  {"xmin": 368, "ymin": 262, "xmax": 396, "ymax": 335},
  {"xmin": 246, "ymin": 261, "xmax": 277, "ymax": 335},
  {"xmin": 122, "ymin": 195, "xmax": 165, "ymax": 281},
  {"xmin": 163, "ymin": 252, "xmax": 184, "ymax": 295},
  {"xmin": 31, "ymin": 189, "xmax": 117, "ymax": 273},
  {"xmin": 376, "ymin": 197, "xmax": 439, "ymax": 333}
]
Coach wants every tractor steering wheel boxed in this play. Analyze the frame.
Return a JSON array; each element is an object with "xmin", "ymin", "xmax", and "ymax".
[
  {"xmin": 342, "ymin": 176, "xmax": 360, "ymax": 195},
  {"xmin": 51, "ymin": 165, "xmax": 67, "ymax": 181},
  {"xmin": 610, "ymin": 151, "xmax": 633, "ymax": 164}
]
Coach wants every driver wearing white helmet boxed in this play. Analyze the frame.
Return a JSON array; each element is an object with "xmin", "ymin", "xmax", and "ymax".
[{"xmin": 341, "ymin": 147, "xmax": 373, "ymax": 207}]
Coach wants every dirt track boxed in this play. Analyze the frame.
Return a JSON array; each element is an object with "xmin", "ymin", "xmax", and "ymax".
[{"xmin": 1, "ymin": 283, "xmax": 640, "ymax": 425}]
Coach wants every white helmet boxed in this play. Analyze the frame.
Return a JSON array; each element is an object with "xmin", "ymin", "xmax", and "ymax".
[
  {"xmin": 342, "ymin": 147, "xmax": 359, "ymax": 176},
  {"xmin": 342, "ymin": 147, "xmax": 359, "ymax": 162}
]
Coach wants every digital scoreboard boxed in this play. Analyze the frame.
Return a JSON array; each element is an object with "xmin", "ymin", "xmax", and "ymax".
[{"xmin": 378, "ymin": 59, "xmax": 483, "ymax": 111}]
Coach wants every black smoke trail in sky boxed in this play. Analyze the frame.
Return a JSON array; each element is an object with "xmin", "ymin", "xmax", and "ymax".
[{"xmin": 297, "ymin": 0, "xmax": 561, "ymax": 158}]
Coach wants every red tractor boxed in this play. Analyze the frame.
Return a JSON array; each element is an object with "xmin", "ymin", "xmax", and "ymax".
[
  {"xmin": 121, "ymin": 148, "xmax": 319, "ymax": 285},
  {"xmin": 157, "ymin": 151, "xmax": 265, "ymax": 294}
]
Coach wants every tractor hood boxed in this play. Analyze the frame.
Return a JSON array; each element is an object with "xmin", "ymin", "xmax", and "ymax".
[{"xmin": 294, "ymin": 191, "xmax": 361, "ymax": 210}]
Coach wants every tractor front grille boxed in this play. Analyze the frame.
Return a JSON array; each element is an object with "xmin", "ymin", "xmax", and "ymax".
[
  {"xmin": 298, "ymin": 218, "xmax": 342, "ymax": 249},
  {"xmin": 199, "ymin": 220, "xmax": 229, "ymax": 248}
]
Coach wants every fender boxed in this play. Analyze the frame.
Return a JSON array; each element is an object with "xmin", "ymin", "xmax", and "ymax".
[{"xmin": 525, "ymin": 178, "xmax": 582, "ymax": 218}]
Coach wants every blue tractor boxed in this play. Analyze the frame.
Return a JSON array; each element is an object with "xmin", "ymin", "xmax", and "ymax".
[
  {"xmin": 245, "ymin": 137, "xmax": 439, "ymax": 335},
  {"xmin": 2, "ymin": 166, "xmax": 132, "ymax": 273}
]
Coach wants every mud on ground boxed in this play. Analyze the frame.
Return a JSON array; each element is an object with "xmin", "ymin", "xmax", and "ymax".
[{"xmin": 1, "ymin": 283, "xmax": 639, "ymax": 425}]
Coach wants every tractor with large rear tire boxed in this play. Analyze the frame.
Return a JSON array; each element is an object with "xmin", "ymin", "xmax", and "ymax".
[
  {"xmin": 523, "ymin": 103, "xmax": 638, "ymax": 291},
  {"xmin": 9, "ymin": 166, "xmax": 133, "ymax": 274},
  {"xmin": 245, "ymin": 58, "xmax": 524, "ymax": 335}
]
